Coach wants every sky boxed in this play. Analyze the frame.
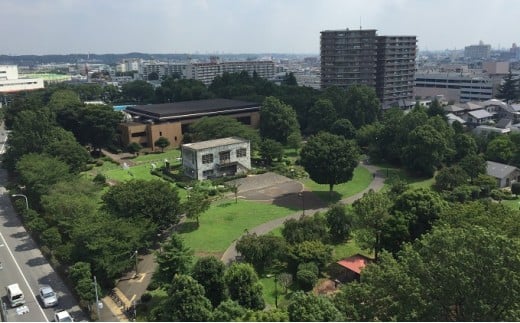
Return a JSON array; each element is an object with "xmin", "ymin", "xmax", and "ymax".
[{"xmin": 1, "ymin": 0, "xmax": 518, "ymax": 55}]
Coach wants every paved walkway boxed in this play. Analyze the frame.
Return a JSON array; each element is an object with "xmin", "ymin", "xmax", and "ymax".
[{"xmin": 220, "ymin": 162, "xmax": 385, "ymax": 264}]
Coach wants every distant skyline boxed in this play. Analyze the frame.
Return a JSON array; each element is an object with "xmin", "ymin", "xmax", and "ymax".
[{"xmin": 1, "ymin": 0, "xmax": 518, "ymax": 55}]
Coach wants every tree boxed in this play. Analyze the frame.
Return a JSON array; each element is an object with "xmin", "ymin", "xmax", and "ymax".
[
  {"xmin": 160, "ymin": 274, "xmax": 212, "ymax": 322},
  {"xmin": 459, "ymin": 153, "xmax": 487, "ymax": 182},
  {"xmin": 485, "ymin": 135, "xmax": 515, "ymax": 163},
  {"xmin": 496, "ymin": 72, "xmax": 519, "ymax": 102},
  {"xmin": 287, "ymin": 240, "xmax": 332, "ymax": 274},
  {"xmin": 286, "ymin": 131, "xmax": 302, "ymax": 154},
  {"xmin": 211, "ymin": 300, "xmax": 246, "ymax": 322},
  {"xmin": 77, "ymin": 104, "xmax": 123, "ymax": 151},
  {"xmin": 300, "ymin": 132, "xmax": 359, "ymax": 193},
  {"xmin": 306, "ymin": 99, "xmax": 337, "ymax": 134},
  {"xmin": 343, "ymin": 84, "xmax": 381, "ymax": 128},
  {"xmin": 296, "ymin": 262, "xmax": 319, "ymax": 291},
  {"xmin": 392, "ymin": 188, "xmax": 447, "ymax": 241},
  {"xmin": 121, "ymin": 80, "xmax": 155, "ymax": 103},
  {"xmin": 352, "ymin": 190, "xmax": 392, "ymax": 260},
  {"xmin": 512, "ymin": 182, "xmax": 520, "ymax": 196},
  {"xmin": 325, "ymin": 203, "xmax": 352, "ymax": 243},
  {"xmin": 183, "ymin": 189, "xmax": 210, "ymax": 226},
  {"xmin": 127, "ymin": 142, "xmax": 142, "ymax": 156},
  {"xmin": 277, "ymin": 273, "xmax": 293, "ymax": 293},
  {"xmin": 336, "ymin": 226, "xmax": 520, "ymax": 321},
  {"xmin": 259, "ymin": 138, "xmax": 284, "ymax": 166},
  {"xmin": 224, "ymin": 263, "xmax": 265, "ymax": 310},
  {"xmin": 154, "ymin": 136, "xmax": 170, "ymax": 152},
  {"xmin": 287, "ymin": 291, "xmax": 344, "ymax": 322},
  {"xmin": 453, "ymin": 133, "xmax": 478, "ymax": 161},
  {"xmin": 330, "ymin": 118, "xmax": 356, "ymax": 139},
  {"xmin": 186, "ymin": 115, "xmax": 260, "ymax": 149},
  {"xmin": 101, "ymin": 179, "xmax": 181, "ymax": 229},
  {"xmin": 426, "ymin": 98, "xmax": 446, "ymax": 118},
  {"xmin": 235, "ymin": 233, "xmax": 287, "ymax": 274},
  {"xmin": 259, "ymin": 96, "xmax": 300, "ymax": 144},
  {"xmin": 402, "ymin": 124, "xmax": 450, "ymax": 177},
  {"xmin": 281, "ymin": 214, "xmax": 329, "ymax": 244},
  {"xmin": 44, "ymin": 138, "xmax": 91, "ymax": 174},
  {"xmin": 154, "ymin": 234, "xmax": 194, "ymax": 287},
  {"xmin": 242, "ymin": 308, "xmax": 290, "ymax": 322},
  {"xmin": 16, "ymin": 153, "xmax": 72, "ymax": 206},
  {"xmin": 281, "ymin": 72, "xmax": 298, "ymax": 86},
  {"xmin": 192, "ymin": 256, "xmax": 227, "ymax": 307},
  {"xmin": 434, "ymin": 165, "xmax": 469, "ymax": 191}
]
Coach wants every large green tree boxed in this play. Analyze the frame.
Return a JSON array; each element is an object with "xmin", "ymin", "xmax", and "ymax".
[
  {"xmin": 121, "ymin": 80, "xmax": 155, "ymax": 103},
  {"xmin": 335, "ymin": 226, "xmax": 520, "ymax": 321},
  {"xmin": 343, "ymin": 84, "xmax": 381, "ymax": 128},
  {"xmin": 485, "ymin": 135, "xmax": 515, "ymax": 163},
  {"xmin": 259, "ymin": 96, "xmax": 300, "ymax": 144},
  {"xmin": 192, "ymin": 256, "xmax": 227, "ymax": 307},
  {"xmin": 236, "ymin": 233, "xmax": 287, "ymax": 274},
  {"xmin": 183, "ymin": 188, "xmax": 211, "ymax": 227},
  {"xmin": 325, "ymin": 203, "xmax": 352, "ymax": 243},
  {"xmin": 224, "ymin": 263, "xmax": 265, "ymax": 310},
  {"xmin": 287, "ymin": 291, "xmax": 344, "ymax": 322},
  {"xmin": 352, "ymin": 190, "xmax": 392, "ymax": 260},
  {"xmin": 306, "ymin": 99, "xmax": 337, "ymax": 134},
  {"xmin": 154, "ymin": 234, "xmax": 194, "ymax": 287},
  {"xmin": 160, "ymin": 274, "xmax": 212, "ymax": 322},
  {"xmin": 496, "ymin": 72, "xmax": 519, "ymax": 102},
  {"xmin": 101, "ymin": 179, "xmax": 181, "ymax": 229},
  {"xmin": 300, "ymin": 132, "xmax": 359, "ymax": 193},
  {"xmin": 281, "ymin": 214, "xmax": 329, "ymax": 244}
]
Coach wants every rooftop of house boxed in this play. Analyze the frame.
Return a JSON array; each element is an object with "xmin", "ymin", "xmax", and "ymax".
[
  {"xmin": 124, "ymin": 98, "xmax": 260, "ymax": 121},
  {"xmin": 336, "ymin": 254, "xmax": 373, "ymax": 275},
  {"xmin": 486, "ymin": 160, "xmax": 518, "ymax": 179},
  {"xmin": 467, "ymin": 109, "xmax": 493, "ymax": 119},
  {"xmin": 182, "ymin": 137, "xmax": 249, "ymax": 151}
]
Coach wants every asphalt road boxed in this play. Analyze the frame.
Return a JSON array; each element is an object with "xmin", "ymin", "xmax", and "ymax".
[{"xmin": 0, "ymin": 128, "xmax": 86, "ymax": 322}]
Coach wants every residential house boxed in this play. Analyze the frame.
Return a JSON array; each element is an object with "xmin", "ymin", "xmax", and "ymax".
[
  {"xmin": 333, "ymin": 254, "xmax": 373, "ymax": 282},
  {"xmin": 464, "ymin": 109, "xmax": 494, "ymax": 125},
  {"xmin": 486, "ymin": 161, "xmax": 520, "ymax": 188}
]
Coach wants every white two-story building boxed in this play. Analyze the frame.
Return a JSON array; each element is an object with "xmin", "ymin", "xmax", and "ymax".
[{"xmin": 181, "ymin": 137, "xmax": 251, "ymax": 180}]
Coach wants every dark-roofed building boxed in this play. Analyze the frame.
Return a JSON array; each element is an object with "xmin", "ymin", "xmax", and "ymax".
[
  {"xmin": 119, "ymin": 99, "xmax": 260, "ymax": 150},
  {"xmin": 486, "ymin": 160, "xmax": 520, "ymax": 188}
]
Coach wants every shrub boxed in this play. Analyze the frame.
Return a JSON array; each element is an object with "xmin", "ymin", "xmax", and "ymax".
[
  {"xmin": 141, "ymin": 292, "xmax": 152, "ymax": 303},
  {"xmin": 95, "ymin": 160, "xmax": 104, "ymax": 167},
  {"xmin": 296, "ymin": 269, "xmax": 318, "ymax": 291},
  {"xmin": 93, "ymin": 173, "xmax": 106, "ymax": 185}
]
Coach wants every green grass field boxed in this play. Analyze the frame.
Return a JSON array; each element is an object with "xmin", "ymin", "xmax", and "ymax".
[
  {"xmin": 132, "ymin": 149, "xmax": 182, "ymax": 165},
  {"xmin": 380, "ymin": 167, "xmax": 434, "ymax": 190},
  {"xmin": 302, "ymin": 166, "xmax": 372, "ymax": 203},
  {"xmin": 178, "ymin": 199, "xmax": 299, "ymax": 257}
]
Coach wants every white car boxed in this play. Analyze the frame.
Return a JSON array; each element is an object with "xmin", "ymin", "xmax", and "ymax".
[
  {"xmin": 39, "ymin": 285, "xmax": 58, "ymax": 307},
  {"xmin": 55, "ymin": 310, "xmax": 74, "ymax": 322}
]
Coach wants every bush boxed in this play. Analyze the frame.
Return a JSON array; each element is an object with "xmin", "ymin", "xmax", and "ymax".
[
  {"xmin": 147, "ymin": 280, "xmax": 160, "ymax": 291},
  {"xmin": 95, "ymin": 160, "xmax": 104, "ymax": 167},
  {"xmin": 93, "ymin": 173, "xmax": 106, "ymax": 185},
  {"xmin": 141, "ymin": 292, "xmax": 152, "ymax": 303},
  {"xmin": 512, "ymin": 182, "xmax": 520, "ymax": 196},
  {"xmin": 296, "ymin": 269, "xmax": 318, "ymax": 291}
]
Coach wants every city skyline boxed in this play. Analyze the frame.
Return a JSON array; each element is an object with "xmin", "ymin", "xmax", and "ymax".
[{"xmin": 1, "ymin": 0, "xmax": 518, "ymax": 55}]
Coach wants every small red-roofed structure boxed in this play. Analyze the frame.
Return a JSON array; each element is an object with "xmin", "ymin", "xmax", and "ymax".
[{"xmin": 334, "ymin": 253, "xmax": 373, "ymax": 282}]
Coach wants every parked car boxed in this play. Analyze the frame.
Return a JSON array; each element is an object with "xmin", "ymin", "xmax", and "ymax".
[
  {"xmin": 39, "ymin": 285, "xmax": 58, "ymax": 307},
  {"xmin": 55, "ymin": 310, "xmax": 73, "ymax": 322}
]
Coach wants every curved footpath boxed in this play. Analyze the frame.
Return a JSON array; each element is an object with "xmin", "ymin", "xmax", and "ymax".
[{"xmin": 220, "ymin": 162, "xmax": 385, "ymax": 264}]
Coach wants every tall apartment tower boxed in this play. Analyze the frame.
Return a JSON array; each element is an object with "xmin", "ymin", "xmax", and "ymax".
[{"xmin": 320, "ymin": 28, "xmax": 417, "ymax": 108}]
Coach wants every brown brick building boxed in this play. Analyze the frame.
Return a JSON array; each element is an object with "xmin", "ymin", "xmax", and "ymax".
[{"xmin": 119, "ymin": 99, "xmax": 260, "ymax": 150}]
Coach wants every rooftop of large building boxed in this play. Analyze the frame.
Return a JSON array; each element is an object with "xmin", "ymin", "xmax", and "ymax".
[{"xmin": 124, "ymin": 98, "xmax": 260, "ymax": 122}]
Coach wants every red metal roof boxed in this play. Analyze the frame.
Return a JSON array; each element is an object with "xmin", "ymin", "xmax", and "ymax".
[{"xmin": 336, "ymin": 254, "xmax": 372, "ymax": 274}]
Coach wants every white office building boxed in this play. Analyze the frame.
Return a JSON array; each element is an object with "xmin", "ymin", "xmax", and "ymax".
[
  {"xmin": 0, "ymin": 65, "xmax": 44, "ymax": 93},
  {"xmin": 181, "ymin": 137, "xmax": 251, "ymax": 180}
]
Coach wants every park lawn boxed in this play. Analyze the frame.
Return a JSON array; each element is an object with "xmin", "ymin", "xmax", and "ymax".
[
  {"xmin": 381, "ymin": 167, "xmax": 434, "ymax": 190},
  {"xmin": 260, "ymin": 276, "xmax": 292, "ymax": 308},
  {"xmin": 132, "ymin": 149, "xmax": 182, "ymax": 165},
  {"xmin": 178, "ymin": 199, "xmax": 298, "ymax": 257},
  {"xmin": 500, "ymin": 197, "xmax": 520, "ymax": 210},
  {"xmin": 104, "ymin": 163, "xmax": 157, "ymax": 182},
  {"xmin": 302, "ymin": 166, "xmax": 372, "ymax": 204},
  {"xmin": 331, "ymin": 238, "xmax": 372, "ymax": 260}
]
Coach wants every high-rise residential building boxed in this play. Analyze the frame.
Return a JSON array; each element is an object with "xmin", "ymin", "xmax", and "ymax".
[
  {"xmin": 320, "ymin": 28, "xmax": 417, "ymax": 108},
  {"xmin": 464, "ymin": 41, "xmax": 491, "ymax": 59}
]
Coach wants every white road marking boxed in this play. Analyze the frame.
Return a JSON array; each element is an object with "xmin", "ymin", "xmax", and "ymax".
[{"xmin": 0, "ymin": 232, "xmax": 49, "ymax": 322}]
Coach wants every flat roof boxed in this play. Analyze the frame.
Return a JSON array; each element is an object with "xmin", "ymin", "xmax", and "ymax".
[
  {"xmin": 182, "ymin": 137, "xmax": 248, "ymax": 150},
  {"xmin": 125, "ymin": 98, "xmax": 260, "ymax": 122}
]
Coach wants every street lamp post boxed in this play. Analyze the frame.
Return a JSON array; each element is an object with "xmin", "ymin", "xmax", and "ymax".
[
  {"xmin": 11, "ymin": 194, "xmax": 28, "ymax": 210},
  {"xmin": 133, "ymin": 250, "xmax": 139, "ymax": 278}
]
